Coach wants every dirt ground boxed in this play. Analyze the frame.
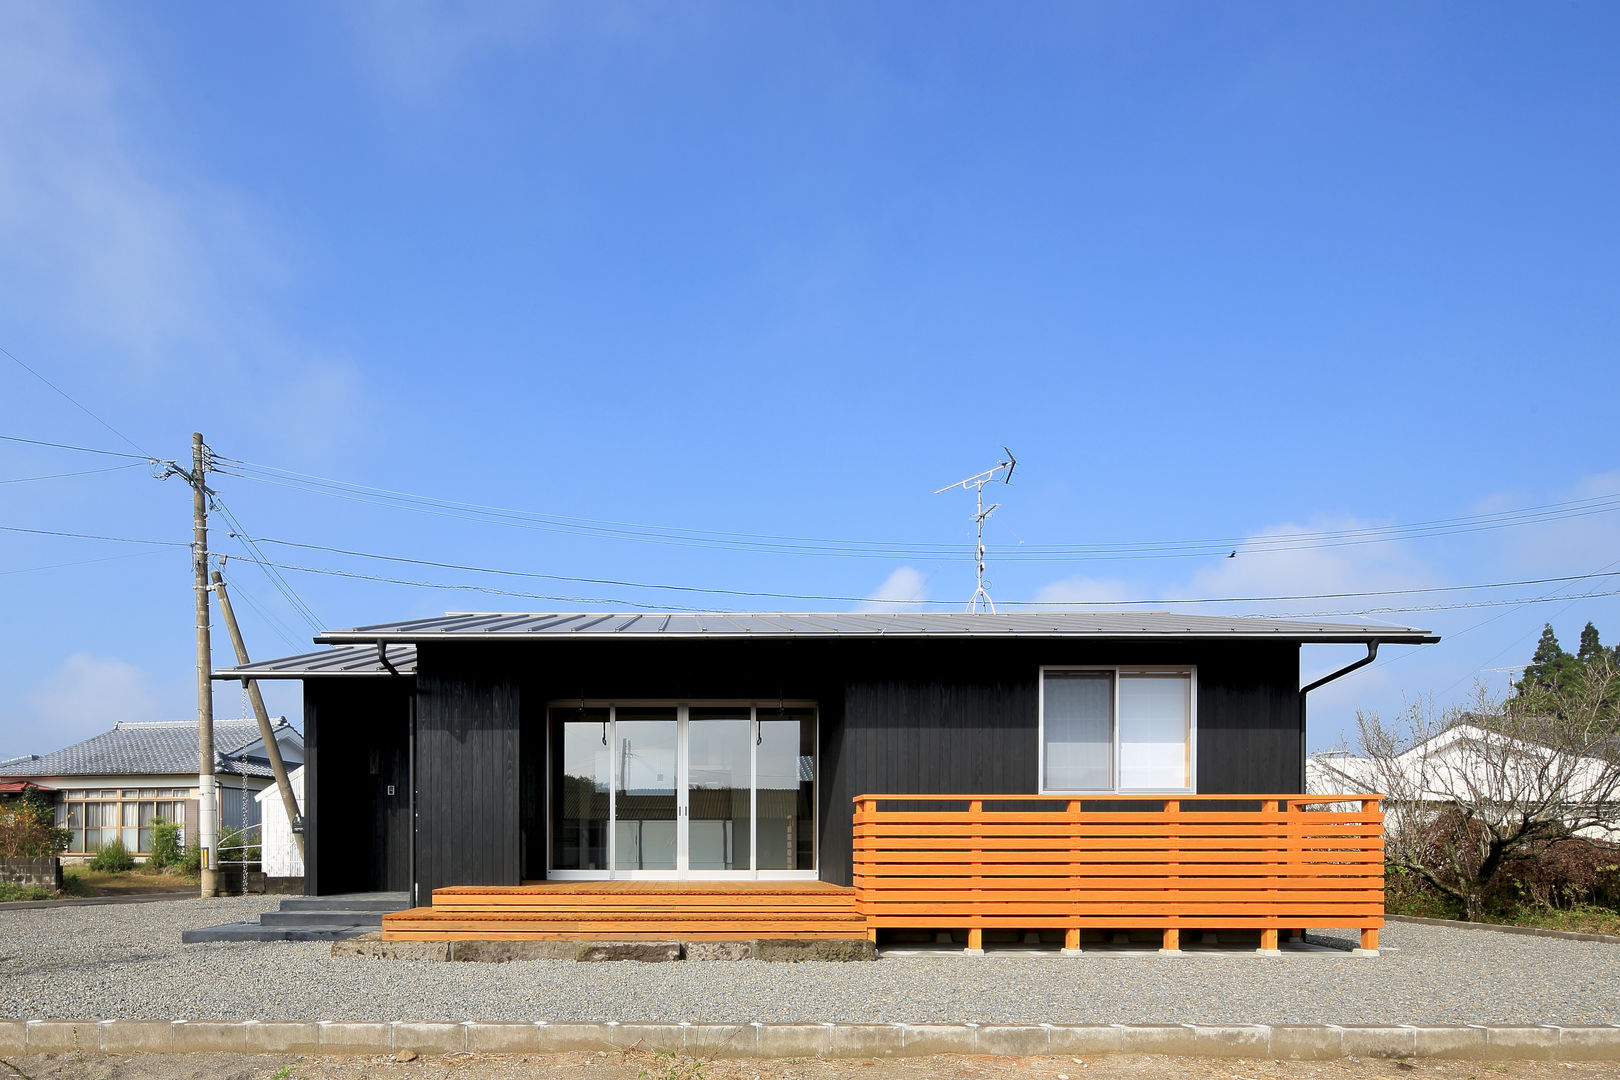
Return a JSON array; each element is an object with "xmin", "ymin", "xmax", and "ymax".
[{"xmin": 1, "ymin": 1051, "xmax": 1616, "ymax": 1080}]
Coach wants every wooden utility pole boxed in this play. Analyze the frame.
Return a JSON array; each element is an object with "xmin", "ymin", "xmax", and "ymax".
[
  {"xmin": 191, "ymin": 432, "xmax": 219, "ymax": 898},
  {"xmin": 211, "ymin": 568, "xmax": 305, "ymax": 863}
]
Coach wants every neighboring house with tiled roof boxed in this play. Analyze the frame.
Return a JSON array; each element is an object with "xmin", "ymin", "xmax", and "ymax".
[{"xmin": 0, "ymin": 719, "xmax": 303, "ymax": 859}]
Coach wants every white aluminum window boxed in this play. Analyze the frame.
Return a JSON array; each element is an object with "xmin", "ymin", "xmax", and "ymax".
[{"xmin": 1038, "ymin": 667, "xmax": 1196, "ymax": 794}]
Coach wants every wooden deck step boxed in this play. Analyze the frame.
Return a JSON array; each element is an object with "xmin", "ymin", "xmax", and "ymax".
[{"xmin": 382, "ymin": 882, "xmax": 866, "ymax": 942}]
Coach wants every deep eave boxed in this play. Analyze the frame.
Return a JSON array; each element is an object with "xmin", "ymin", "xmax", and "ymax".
[{"xmin": 310, "ymin": 610, "xmax": 1439, "ymax": 646}]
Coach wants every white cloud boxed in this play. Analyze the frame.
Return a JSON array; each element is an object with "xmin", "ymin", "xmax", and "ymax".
[
  {"xmin": 24, "ymin": 653, "xmax": 167, "ymax": 752},
  {"xmin": 344, "ymin": 0, "xmax": 555, "ymax": 103},
  {"xmin": 1033, "ymin": 575, "xmax": 1136, "ymax": 606},
  {"xmin": 860, "ymin": 567, "xmax": 929, "ymax": 611}
]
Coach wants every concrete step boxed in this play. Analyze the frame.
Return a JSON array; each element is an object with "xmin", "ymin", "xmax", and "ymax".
[
  {"xmin": 181, "ymin": 922, "xmax": 374, "ymax": 943},
  {"xmin": 278, "ymin": 893, "xmax": 409, "ymax": 913},
  {"xmin": 259, "ymin": 910, "xmax": 384, "ymax": 928}
]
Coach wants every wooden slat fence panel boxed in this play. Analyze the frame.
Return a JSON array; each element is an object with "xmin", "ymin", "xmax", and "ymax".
[{"xmin": 853, "ymin": 793, "xmax": 1384, "ymax": 948}]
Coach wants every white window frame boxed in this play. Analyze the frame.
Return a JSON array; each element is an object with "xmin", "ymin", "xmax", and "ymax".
[
  {"xmin": 544, "ymin": 699, "xmax": 819, "ymax": 882},
  {"xmin": 1037, "ymin": 665, "xmax": 1198, "ymax": 795}
]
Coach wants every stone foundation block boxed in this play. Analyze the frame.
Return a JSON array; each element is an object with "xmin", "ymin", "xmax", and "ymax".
[
  {"xmin": 683, "ymin": 1023, "xmax": 757, "ymax": 1057},
  {"xmin": 1479, "ymin": 1026, "xmax": 1559, "ymax": 1060},
  {"xmin": 333, "ymin": 934, "xmax": 451, "ymax": 962},
  {"xmin": 392, "ymin": 1022, "xmax": 468, "ymax": 1055},
  {"xmin": 1554, "ymin": 1026, "xmax": 1620, "ymax": 1061},
  {"xmin": 977, "ymin": 1025, "xmax": 1049, "ymax": 1056},
  {"xmin": 0, "ymin": 1020, "xmax": 24, "ymax": 1055},
  {"xmin": 1114, "ymin": 1024, "xmax": 1200, "ymax": 1056},
  {"xmin": 684, "ymin": 941, "xmax": 754, "ymax": 961},
  {"xmin": 1338, "ymin": 1025, "xmax": 1415, "ymax": 1058},
  {"xmin": 171, "ymin": 1021, "xmax": 247, "ymax": 1053},
  {"xmin": 449, "ymin": 940, "xmax": 578, "ymax": 963},
  {"xmin": 1189, "ymin": 1024, "xmax": 1269, "ymax": 1057},
  {"xmin": 25, "ymin": 1020, "xmax": 101, "ymax": 1054},
  {"xmin": 1045, "ymin": 1026, "xmax": 1123, "ymax": 1055},
  {"xmin": 1268, "ymin": 1025, "xmax": 1343, "ymax": 1060},
  {"xmin": 538, "ymin": 1023, "xmax": 617, "ymax": 1052},
  {"xmin": 318, "ymin": 1020, "xmax": 394, "ymax": 1054},
  {"xmin": 98, "ymin": 1020, "xmax": 175, "ymax": 1053},
  {"xmin": 466, "ymin": 1022, "xmax": 545, "ymax": 1053},
  {"xmin": 1410, "ymin": 1025, "xmax": 1486, "ymax": 1058},
  {"xmin": 755, "ymin": 1023, "xmax": 831, "ymax": 1057},
  {"xmin": 246, "ymin": 1021, "xmax": 322, "ymax": 1054},
  {"xmin": 826, "ymin": 1023, "xmax": 901, "ymax": 1057},
  {"xmin": 578, "ymin": 941, "xmax": 681, "ymax": 963},
  {"xmin": 755, "ymin": 939, "xmax": 876, "ymax": 962},
  {"xmin": 898, "ymin": 1024, "xmax": 977, "ymax": 1055}
]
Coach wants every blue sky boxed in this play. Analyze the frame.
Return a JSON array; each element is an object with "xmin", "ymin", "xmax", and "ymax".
[{"xmin": 2, "ymin": 2, "xmax": 1617, "ymax": 757}]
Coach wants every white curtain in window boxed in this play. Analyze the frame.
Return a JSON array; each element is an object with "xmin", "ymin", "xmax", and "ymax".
[
  {"xmin": 1118, "ymin": 673, "xmax": 1190, "ymax": 790},
  {"xmin": 1043, "ymin": 671, "xmax": 1113, "ymax": 791}
]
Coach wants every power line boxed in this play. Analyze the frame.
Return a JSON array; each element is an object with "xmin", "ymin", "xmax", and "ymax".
[
  {"xmin": 211, "ymin": 452, "xmax": 1620, "ymax": 564},
  {"xmin": 241, "ymin": 532, "xmax": 1620, "ymax": 608},
  {"xmin": 0, "ymin": 345, "xmax": 154, "ymax": 458},
  {"xmin": 0, "ymin": 433, "xmax": 152, "ymax": 460},
  {"xmin": 1, "ymin": 463, "xmax": 144, "ymax": 484},
  {"xmin": 0, "ymin": 524, "xmax": 186, "ymax": 547},
  {"xmin": 208, "ymin": 495, "xmax": 324, "ymax": 632}
]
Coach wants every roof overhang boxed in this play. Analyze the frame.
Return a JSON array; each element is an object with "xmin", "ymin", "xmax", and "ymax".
[
  {"xmin": 310, "ymin": 611, "xmax": 1440, "ymax": 646},
  {"xmin": 213, "ymin": 644, "xmax": 417, "ymax": 681}
]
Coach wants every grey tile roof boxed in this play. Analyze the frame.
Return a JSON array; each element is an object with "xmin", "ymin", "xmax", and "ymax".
[
  {"xmin": 315, "ymin": 610, "xmax": 1438, "ymax": 644},
  {"xmin": 0, "ymin": 719, "xmax": 295, "ymax": 779},
  {"xmin": 213, "ymin": 644, "xmax": 416, "ymax": 681}
]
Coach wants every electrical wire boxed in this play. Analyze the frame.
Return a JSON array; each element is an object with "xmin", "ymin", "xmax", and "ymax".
[
  {"xmin": 1, "ymin": 463, "xmax": 144, "ymax": 484},
  {"xmin": 208, "ymin": 495, "xmax": 324, "ymax": 632},
  {"xmin": 239, "ymin": 532, "xmax": 1620, "ymax": 608},
  {"xmin": 0, "ymin": 345, "xmax": 155, "ymax": 458},
  {"xmin": 0, "ymin": 433, "xmax": 152, "ymax": 460},
  {"xmin": 211, "ymin": 452, "xmax": 1620, "ymax": 563},
  {"xmin": 0, "ymin": 524, "xmax": 186, "ymax": 547}
]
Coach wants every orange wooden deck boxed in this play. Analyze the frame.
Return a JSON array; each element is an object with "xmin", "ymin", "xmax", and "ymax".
[
  {"xmin": 382, "ymin": 881, "xmax": 865, "ymax": 941},
  {"xmin": 854, "ymin": 794, "xmax": 1384, "ymax": 951},
  {"xmin": 383, "ymin": 794, "xmax": 1385, "ymax": 950}
]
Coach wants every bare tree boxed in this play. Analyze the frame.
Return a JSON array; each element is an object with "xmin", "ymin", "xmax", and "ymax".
[{"xmin": 1317, "ymin": 657, "xmax": 1620, "ymax": 921}]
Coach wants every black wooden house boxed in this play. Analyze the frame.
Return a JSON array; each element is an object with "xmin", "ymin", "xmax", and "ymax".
[{"xmin": 219, "ymin": 612, "xmax": 1435, "ymax": 904}]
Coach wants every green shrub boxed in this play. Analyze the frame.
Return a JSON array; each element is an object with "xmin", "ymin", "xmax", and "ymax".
[
  {"xmin": 149, "ymin": 819, "xmax": 183, "ymax": 868},
  {"xmin": 218, "ymin": 826, "xmax": 260, "ymax": 864},
  {"xmin": 179, "ymin": 844, "xmax": 201, "ymax": 875},
  {"xmin": 0, "ymin": 882, "xmax": 57, "ymax": 901},
  {"xmin": 88, "ymin": 841, "xmax": 134, "ymax": 872}
]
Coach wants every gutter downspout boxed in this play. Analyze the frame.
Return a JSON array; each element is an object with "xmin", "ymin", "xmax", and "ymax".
[{"xmin": 1298, "ymin": 641, "xmax": 1379, "ymax": 789}]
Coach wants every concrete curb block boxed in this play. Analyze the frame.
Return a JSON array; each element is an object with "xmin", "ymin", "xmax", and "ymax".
[
  {"xmin": 0, "ymin": 1020, "xmax": 1617, "ymax": 1059},
  {"xmin": 1386, "ymin": 914, "xmax": 1620, "ymax": 946}
]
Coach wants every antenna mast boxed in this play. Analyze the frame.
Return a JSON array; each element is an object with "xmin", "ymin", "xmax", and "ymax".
[{"xmin": 934, "ymin": 448, "xmax": 1016, "ymax": 613}]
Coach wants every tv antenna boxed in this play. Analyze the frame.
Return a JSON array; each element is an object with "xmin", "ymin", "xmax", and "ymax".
[{"xmin": 934, "ymin": 448, "xmax": 1016, "ymax": 613}]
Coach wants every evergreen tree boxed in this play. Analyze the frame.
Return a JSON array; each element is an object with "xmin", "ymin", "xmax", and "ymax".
[
  {"xmin": 1577, "ymin": 621, "xmax": 1604, "ymax": 663},
  {"xmin": 1520, "ymin": 624, "xmax": 1575, "ymax": 695}
]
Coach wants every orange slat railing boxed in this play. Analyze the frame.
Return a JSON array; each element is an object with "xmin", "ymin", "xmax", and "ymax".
[{"xmin": 852, "ymin": 793, "xmax": 1384, "ymax": 952}]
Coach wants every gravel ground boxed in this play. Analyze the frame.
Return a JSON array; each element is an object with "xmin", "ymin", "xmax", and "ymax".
[{"xmin": 2, "ymin": 896, "xmax": 1617, "ymax": 1026}]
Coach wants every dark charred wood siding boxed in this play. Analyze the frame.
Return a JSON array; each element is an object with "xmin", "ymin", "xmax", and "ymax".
[
  {"xmin": 413, "ymin": 663, "xmax": 521, "ymax": 894},
  {"xmin": 303, "ymin": 678, "xmax": 412, "ymax": 896}
]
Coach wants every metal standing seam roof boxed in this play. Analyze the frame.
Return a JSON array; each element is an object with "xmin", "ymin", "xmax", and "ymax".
[
  {"xmin": 0, "ymin": 719, "xmax": 298, "ymax": 780},
  {"xmin": 213, "ymin": 644, "xmax": 417, "ymax": 681},
  {"xmin": 311, "ymin": 611, "xmax": 1438, "ymax": 645}
]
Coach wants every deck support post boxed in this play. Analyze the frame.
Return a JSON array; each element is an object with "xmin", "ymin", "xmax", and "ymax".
[
  {"xmin": 1259, "ymin": 928, "xmax": 1280, "ymax": 954},
  {"xmin": 1063, "ymin": 927, "xmax": 1081, "ymax": 954},
  {"xmin": 1358, "ymin": 927, "xmax": 1379, "ymax": 954},
  {"xmin": 966, "ymin": 927, "xmax": 983, "ymax": 954},
  {"xmin": 966, "ymin": 799, "xmax": 984, "ymax": 954},
  {"xmin": 1160, "ymin": 928, "xmax": 1180, "ymax": 954}
]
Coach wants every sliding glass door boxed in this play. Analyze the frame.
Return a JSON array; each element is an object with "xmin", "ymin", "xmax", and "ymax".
[{"xmin": 548, "ymin": 703, "xmax": 815, "ymax": 880}]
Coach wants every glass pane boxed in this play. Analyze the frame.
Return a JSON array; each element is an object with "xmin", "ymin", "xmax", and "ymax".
[
  {"xmin": 552, "ymin": 708, "xmax": 611, "ymax": 870},
  {"xmin": 138, "ymin": 828, "xmax": 152, "ymax": 853},
  {"xmin": 140, "ymin": 789, "xmax": 155, "ymax": 798},
  {"xmin": 66, "ymin": 803, "xmax": 82, "ymax": 827},
  {"xmin": 122, "ymin": 803, "xmax": 139, "ymax": 827},
  {"xmin": 71, "ymin": 829, "xmax": 85, "ymax": 852},
  {"xmin": 100, "ymin": 827, "xmax": 119, "ymax": 847},
  {"xmin": 757, "ymin": 709, "xmax": 815, "ymax": 871},
  {"xmin": 614, "ymin": 708, "xmax": 677, "ymax": 871},
  {"xmin": 139, "ymin": 803, "xmax": 155, "ymax": 826},
  {"xmin": 122, "ymin": 827, "xmax": 138, "ymax": 850},
  {"xmin": 1119, "ymin": 672, "xmax": 1192, "ymax": 790},
  {"xmin": 172, "ymin": 802, "xmax": 186, "ymax": 824},
  {"xmin": 1044, "ymin": 672, "xmax": 1113, "ymax": 791},
  {"xmin": 687, "ymin": 709, "xmax": 751, "ymax": 871}
]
